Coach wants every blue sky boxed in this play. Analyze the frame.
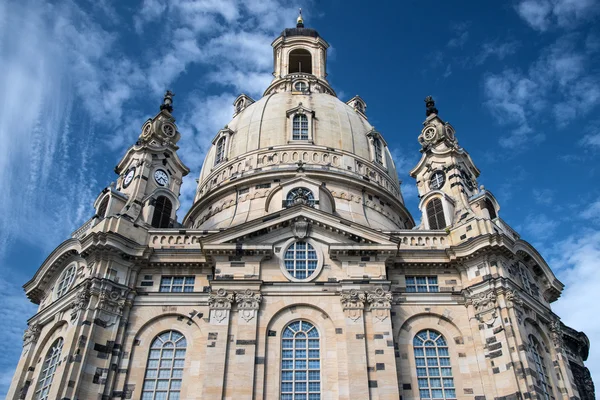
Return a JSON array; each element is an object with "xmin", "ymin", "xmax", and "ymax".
[{"xmin": 1, "ymin": 0, "xmax": 599, "ymax": 395}]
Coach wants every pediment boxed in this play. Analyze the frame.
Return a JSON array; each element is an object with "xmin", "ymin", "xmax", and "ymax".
[{"xmin": 200, "ymin": 206, "xmax": 398, "ymax": 249}]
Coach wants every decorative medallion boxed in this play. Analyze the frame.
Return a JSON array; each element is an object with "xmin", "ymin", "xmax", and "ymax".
[{"xmin": 292, "ymin": 219, "xmax": 310, "ymax": 239}]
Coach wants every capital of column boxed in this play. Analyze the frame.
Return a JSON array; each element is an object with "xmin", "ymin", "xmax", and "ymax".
[{"xmin": 209, "ymin": 288, "xmax": 235, "ymax": 310}]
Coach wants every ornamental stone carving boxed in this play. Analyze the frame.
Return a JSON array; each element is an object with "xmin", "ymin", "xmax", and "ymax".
[
  {"xmin": 22, "ymin": 323, "xmax": 41, "ymax": 347},
  {"xmin": 466, "ymin": 290, "xmax": 498, "ymax": 326},
  {"xmin": 97, "ymin": 288, "xmax": 127, "ymax": 316},
  {"xmin": 209, "ymin": 288, "xmax": 235, "ymax": 323},
  {"xmin": 235, "ymin": 289, "xmax": 262, "ymax": 322},
  {"xmin": 292, "ymin": 219, "xmax": 310, "ymax": 239},
  {"xmin": 549, "ymin": 320, "xmax": 564, "ymax": 349},
  {"xmin": 505, "ymin": 289, "xmax": 523, "ymax": 308},
  {"xmin": 340, "ymin": 289, "xmax": 366, "ymax": 321},
  {"xmin": 366, "ymin": 288, "xmax": 392, "ymax": 321},
  {"xmin": 71, "ymin": 283, "xmax": 91, "ymax": 319}
]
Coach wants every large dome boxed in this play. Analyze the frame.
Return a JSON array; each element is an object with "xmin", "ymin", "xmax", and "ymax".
[{"xmin": 183, "ymin": 25, "xmax": 414, "ymax": 231}]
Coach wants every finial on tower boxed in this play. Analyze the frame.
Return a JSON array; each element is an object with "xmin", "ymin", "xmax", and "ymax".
[
  {"xmin": 160, "ymin": 90, "xmax": 175, "ymax": 113},
  {"xmin": 425, "ymin": 95, "xmax": 438, "ymax": 117},
  {"xmin": 296, "ymin": 8, "xmax": 304, "ymax": 28}
]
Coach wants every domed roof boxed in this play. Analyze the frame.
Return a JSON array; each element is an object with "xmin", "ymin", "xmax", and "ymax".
[{"xmin": 198, "ymin": 91, "xmax": 398, "ymax": 187}]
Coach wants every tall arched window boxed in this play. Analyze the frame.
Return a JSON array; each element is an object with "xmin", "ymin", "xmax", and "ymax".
[
  {"xmin": 142, "ymin": 330, "xmax": 187, "ymax": 400},
  {"xmin": 281, "ymin": 320, "xmax": 320, "ymax": 400},
  {"xmin": 426, "ymin": 198, "xmax": 446, "ymax": 230},
  {"xmin": 97, "ymin": 196, "xmax": 109, "ymax": 218},
  {"xmin": 152, "ymin": 196, "xmax": 173, "ymax": 228},
  {"xmin": 292, "ymin": 114, "xmax": 309, "ymax": 140},
  {"xmin": 288, "ymin": 49, "xmax": 312, "ymax": 74},
  {"xmin": 373, "ymin": 138, "xmax": 383, "ymax": 165},
  {"xmin": 413, "ymin": 330, "xmax": 455, "ymax": 399},
  {"xmin": 530, "ymin": 336, "xmax": 552, "ymax": 400},
  {"xmin": 215, "ymin": 136, "xmax": 226, "ymax": 165},
  {"xmin": 34, "ymin": 337, "xmax": 64, "ymax": 400}
]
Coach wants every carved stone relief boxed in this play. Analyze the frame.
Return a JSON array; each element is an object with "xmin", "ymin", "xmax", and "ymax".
[
  {"xmin": 235, "ymin": 289, "xmax": 262, "ymax": 322},
  {"xmin": 209, "ymin": 288, "xmax": 235, "ymax": 323},
  {"xmin": 340, "ymin": 289, "xmax": 366, "ymax": 321},
  {"xmin": 366, "ymin": 288, "xmax": 392, "ymax": 321}
]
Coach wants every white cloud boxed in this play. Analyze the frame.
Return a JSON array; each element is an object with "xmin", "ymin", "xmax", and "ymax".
[
  {"xmin": 551, "ymin": 228, "xmax": 600, "ymax": 383},
  {"xmin": 515, "ymin": 0, "xmax": 599, "ymax": 31},
  {"xmin": 475, "ymin": 40, "xmax": 519, "ymax": 65},
  {"xmin": 447, "ymin": 22, "xmax": 470, "ymax": 48},
  {"xmin": 581, "ymin": 200, "xmax": 600, "ymax": 223},
  {"xmin": 483, "ymin": 35, "xmax": 600, "ymax": 147},
  {"xmin": 518, "ymin": 213, "xmax": 559, "ymax": 241},
  {"xmin": 580, "ymin": 130, "xmax": 600, "ymax": 148}
]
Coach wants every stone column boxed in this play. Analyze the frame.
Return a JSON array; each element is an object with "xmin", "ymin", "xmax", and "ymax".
[
  {"xmin": 5, "ymin": 323, "xmax": 42, "ymax": 399},
  {"xmin": 227, "ymin": 289, "xmax": 262, "ymax": 398},
  {"xmin": 340, "ymin": 289, "xmax": 370, "ymax": 400},
  {"xmin": 202, "ymin": 288, "xmax": 234, "ymax": 398},
  {"xmin": 365, "ymin": 288, "xmax": 400, "ymax": 400}
]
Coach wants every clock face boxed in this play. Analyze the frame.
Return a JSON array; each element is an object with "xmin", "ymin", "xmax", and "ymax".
[
  {"xmin": 430, "ymin": 171, "xmax": 445, "ymax": 190},
  {"xmin": 123, "ymin": 168, "xmax": 135, "ymax": 188},
  {"xmin": 154, "ymin": 169, "xmax": 169, "ymax": 186},
  {"xmin": 423, "ymin": 127, "xmax": 436, "ymax": 141}
]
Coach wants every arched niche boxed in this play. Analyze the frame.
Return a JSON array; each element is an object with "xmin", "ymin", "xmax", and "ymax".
[{"xmin": 288, "ymin": 48, "xmax": 312, "ymax": 74}]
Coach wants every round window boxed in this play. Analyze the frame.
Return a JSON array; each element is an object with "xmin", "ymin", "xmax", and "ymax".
[
  {"xmin": 429, "ymin": 170, "xmax": 445, "ymax": 190},
  {"xmin": 55, "ymin": 263, "xmax": 77, "ymax": 299},
  {"xmin": 286, "ymin": 187, "xmax": 315, "ymax": 207},
  {"xmin": 283, "ymin": 241, "xmax": 319, "ymax": 280},
  {"xmin": 294, "ymin": 81, "xmax": 308, "ymax": 91}
]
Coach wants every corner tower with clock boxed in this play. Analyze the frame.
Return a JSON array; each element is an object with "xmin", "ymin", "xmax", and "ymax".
[
  {"xmin": 107, "ymin": 91, "xmax": 190, "ymax": 228},
  {"xmin": 410, "ymin": 96, "xmax": 500, "ymax": 230}
]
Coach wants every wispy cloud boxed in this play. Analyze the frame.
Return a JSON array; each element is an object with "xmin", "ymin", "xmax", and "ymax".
[
  {"xmin": 517, "ymin": 213, "xmax": 559, "ymax": 242},
  {"xmin": 515, "ymin": 0, "xmax": 600, "ymax": 31},
  {"xmin": 447, "ymin": 22, "xmax": 470, "ymax": 48},
  {"xmin": 483, "ymin": 35, "xmax": 600, "ymax": 148},
  {"xmin": 532, "ymin": 188, "xmax": 554, "ymax": 205}
]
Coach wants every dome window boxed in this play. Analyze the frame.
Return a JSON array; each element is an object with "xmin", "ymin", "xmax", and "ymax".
[
  {"xmin": 289, "ymin": 49, "xmax": 312, "ymax": 74},
  {"xmin": 426, "ymin": 198, "xmax": 446, "ymax": 230},
  {"xmin": 294, "ymin": 81, "xmax": 308, "ymax": 92},
  {"xmin": 97, "ymin": 196, "xmax": 109, "ymax": 218},
  {"xmin": 286, "ymin": 187, "xmax": 315, "ymax": 207},
  {"xmin": 292, "ymin": 114, "xmax": 309, "ymax": 140},
  {"xmin": 152, "ymin": 196, "xmax": 173, "ymax": 228},
  {"xmin": 215, "ymin": 137, "xmax": 226, "ymax": 165},
  {"xmin": 55, "ymin": 263, "xmax": 77, "ymax": 299},
  {"xmin": 373, "ymin": 138, "xmax": 383, "ymax": 165}
]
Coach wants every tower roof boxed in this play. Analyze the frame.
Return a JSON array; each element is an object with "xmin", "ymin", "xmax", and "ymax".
[{"xmin": 281, "ymin": 9, "xmax": 320, "ymax": 38}]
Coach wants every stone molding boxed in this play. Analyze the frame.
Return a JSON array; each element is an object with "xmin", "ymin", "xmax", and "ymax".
[
  {"xmin": 209, "ymin": 289, "xmax": 235, "ymax": 323},
  {"xmin": 367, "ymin": 288, "xmax": 392, "ymax": 321}
]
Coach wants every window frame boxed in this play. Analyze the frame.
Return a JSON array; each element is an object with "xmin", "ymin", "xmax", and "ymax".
[
  {"xmin": 373, "ymin": 137, "xmax": 383, "ymax": 165},
  {"xmin": 280, "ymin": 320, "xmax": 321, "ymax": 400},
  {"xmin": 159, "ymin": 276, "xmax": 195, "ymax": 293},
  {"xmin": 34, "ymin": 337, "xmax": 64, "ymax": 400},
  {"xmin": 292, "ymin": 114, "xmax": 309, "ymax": 141},
  {"xmin": 530, "ymin": 336, "xmax": 552, "ymax": 400},
  {"xmin": 280, "ymin": 239, "xmax": 322, "ymax": 282},
  {"xmin": 426, "ymin": 197, "xmax": 447, "ymax": 230},
  {"xmin": 214, "ymin": 136, "xmax": 226, "ymax": 166},
  {"xmin": 151, "ymin": 196, "xmax": 173, "ymax": 229},
  {"xmin": 141, "ymin": 330, "xmax": 187, "ymax": 400},
  {"xmin": 413, "ymin": 329, "xmax": 456, "ymax": 400},
  {"xmin": 285, "ymin": 187, "xmax": 316, "ymax": 208},
  {"xmin": 54, "ymin": 263, "xmax": 76, "ymax": 299},
  {"xmin": 405, "ymin": 276, "xmax": 439, "ymax": 293}
]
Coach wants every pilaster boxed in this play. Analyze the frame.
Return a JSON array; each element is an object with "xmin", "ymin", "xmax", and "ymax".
[{"xmin": 340, "ymin": 289, "xmax": 369, "ymax": 399}]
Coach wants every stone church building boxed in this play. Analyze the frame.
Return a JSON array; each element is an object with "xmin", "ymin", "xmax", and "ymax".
[{"xmin": 7, "ymin": 13, "xmax": 595, "ymax": 400}]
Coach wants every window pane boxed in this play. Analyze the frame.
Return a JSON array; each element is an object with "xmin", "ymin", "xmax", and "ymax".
[
  {"xmin": 413, "ymin": 330, "xmax": 455, "ymax": 400},
  {"xmin": 281, "ymin": 321, "xmax": 319, "ymax": 399},
  {"xmin": 142, "ymin": 331, "xmax": 186, "ymax": 400}
]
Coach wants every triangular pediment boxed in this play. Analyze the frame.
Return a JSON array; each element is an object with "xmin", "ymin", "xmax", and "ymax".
[{"xmin": 200, "ymin": 206, "xmax": 398, "ymax": 249}]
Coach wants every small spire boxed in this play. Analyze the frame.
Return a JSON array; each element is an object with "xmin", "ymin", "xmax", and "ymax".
[
  {"xmin": 296, "ymin": 8, "xmax": 304, "ymax": 28},
  {"xmin": 160, "ymin": 90, "xmax": 175, "ymax": 113},
  {"xmin": 424, "ymin": 95, "xmax": 438, "ymax": 117}
]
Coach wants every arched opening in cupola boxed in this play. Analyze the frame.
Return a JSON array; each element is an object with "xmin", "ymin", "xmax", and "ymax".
[
  {"xmin": 289, "ymin": 49, "xmax": 312, "ymax": 74},
  {"xmin": 152, "ymin": 196, "xmax": 173, "ymax": 228}
]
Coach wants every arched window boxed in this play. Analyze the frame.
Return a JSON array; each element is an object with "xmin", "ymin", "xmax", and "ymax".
[
  {"xmin": 373, "ymin": 138, "xmax": 383, "ymax": 165},
  {"xmin": 284, "ymin": 241, "xmax": 318, "ymax": 280},
  {"xmin": 288, "ymin": 49, "xmax": 312, "ymax": 74},
  {"xmin": 34, "ymin": 338, "xmax": 64, "ymax": 400},
  {"xmin": 286, "ymin": 187, "xmax": 315, "ymax": 207},
  {"xmin": 530, "ymin": 337, "xmax": 552, "ymax": 400},
  {"xmin": 413, "ymin": 330, "xmax": 455, "ymax": 399},
  {"xmin": 292, "ymin": 114, "xmax": 309, "ymax": 140},
  {"xmin": 235, "ymin": 100, "xmax": 243, "ymax": 113},
  {"xmin": 426, "ymin": 198, "xmax": 446, "ymax": 230},
  {"xmin": 152, "ymin": 196, "xmax": 173, "ymax": 228},
  {"xmin": 55, "ymin": 263, "xmax": 76, "ymax": 298},
  {"xmin": 142, "ymin": 330, "xmax": 187, "ymax": 400},
  {"xmin": 97, "ymin": 196, "xmax": 109, "ymax": 218},
  {"xmin": 215, "ymin": 136, "xmax": 226, "ymax": 165},
  {"xmin": 281, "ymin": 320, "xmax": 320, "ymax": 400}
]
